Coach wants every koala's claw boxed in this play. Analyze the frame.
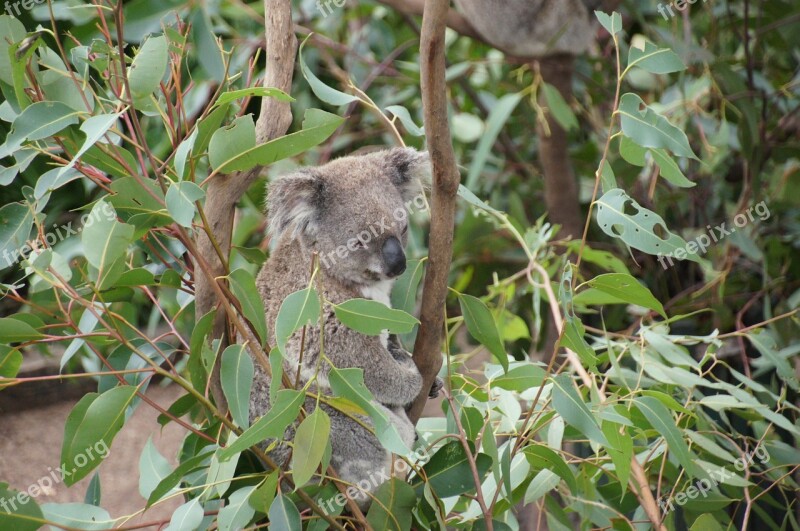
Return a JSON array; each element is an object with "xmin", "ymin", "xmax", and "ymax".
[{"xmin": 428, "ymin": 377, "xmax": 444, "ymax": 398}]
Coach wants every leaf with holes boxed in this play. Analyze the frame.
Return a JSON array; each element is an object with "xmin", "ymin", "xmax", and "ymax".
[
  {"xmin": 595, "ymin": 188, "xmax": 704, "ymax": 264},
  {"xmin": 619, "ymin": 93, "xmax": 696, "ymax": 159}
]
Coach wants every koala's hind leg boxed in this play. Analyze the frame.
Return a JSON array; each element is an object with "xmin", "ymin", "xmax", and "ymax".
[{"xmin": 324, "ymin": 402, "xmax": 415, "ymax": 510}]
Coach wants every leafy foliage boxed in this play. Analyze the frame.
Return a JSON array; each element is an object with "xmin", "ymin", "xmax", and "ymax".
[{"xmin": 0, "ymin": 1, "xmax": 798, "ymax": 530}]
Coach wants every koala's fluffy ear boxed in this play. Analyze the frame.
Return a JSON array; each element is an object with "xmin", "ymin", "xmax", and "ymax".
[
  {"xmin": 266, "ymin": 170, "xmax": 323, "ymax": 240},
  {"xmin": 384, "ymin": 147, "xmax": 432, "ymax": 202}
]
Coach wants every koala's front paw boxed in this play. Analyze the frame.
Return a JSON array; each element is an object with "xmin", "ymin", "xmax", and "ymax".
[{"xmin": 428, "ymin": 376, "xmax": 444, "ymax": 398}]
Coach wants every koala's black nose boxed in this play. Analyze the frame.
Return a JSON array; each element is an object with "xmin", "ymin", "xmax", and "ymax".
[{"xmin": 382, "ymin": 236, "xmax": 406, "ymax": 277}]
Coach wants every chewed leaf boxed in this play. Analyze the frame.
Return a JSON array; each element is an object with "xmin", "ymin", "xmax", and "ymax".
[
  {"xmin": 595, "ymin": 188, "xmax": 705, "ymax": 265},
  {"xmin": 619, "ymin": 93, "xmax": 696, "ymax": 159}
]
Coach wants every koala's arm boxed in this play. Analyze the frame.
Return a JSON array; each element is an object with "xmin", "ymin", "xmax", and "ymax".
[
  {"xmin": 388, "ymin": 334, "xmax": 444, "ymax": 400},
  {"xmin": 324, "ymin": 328, "xmax": 422, "ymax": 407}
]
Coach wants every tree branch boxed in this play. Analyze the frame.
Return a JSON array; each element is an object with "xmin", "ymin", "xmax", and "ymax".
[
  {"xmin": 194, "ymin": 0, "xmax": 297, "ymax": 412},
  {"xmin": 407, "ymin": 0, "xmax": 461, "ymax": 424}
]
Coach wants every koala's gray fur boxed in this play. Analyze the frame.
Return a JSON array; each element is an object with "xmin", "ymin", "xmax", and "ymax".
[
  {"xmin": 249, "ymin": 147, "xmax": 433, "ymax": 507},
  {"xmin": 453, "ymin": 0, "xmax": 592, "ymax": 57}
]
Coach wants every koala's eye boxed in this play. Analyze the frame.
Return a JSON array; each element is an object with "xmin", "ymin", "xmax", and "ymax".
[
  {"xmin": 401, "ymin": 225, "xmax": 408, "ymax": 235},
  {"xmin": 353, "ymin": 239, "xmax": 366, "ymax": 249}
]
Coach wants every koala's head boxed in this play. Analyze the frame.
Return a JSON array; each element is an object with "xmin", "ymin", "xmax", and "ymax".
[{"xmin": 266, "ymin": 147, "xmax": 431, "ymax": 286}]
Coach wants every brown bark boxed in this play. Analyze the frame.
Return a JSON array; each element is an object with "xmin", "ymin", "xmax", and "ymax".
[
  {"xmin": 194, "ymin": 0, "xmax": 297, "ymax": 412},
  {"xmin": 536, "ymin": 54, "xmax": 584, "ymax": 241},
  {"xmin": 406, "ymin": 0, "xmax": 461, "ymax": 425}
]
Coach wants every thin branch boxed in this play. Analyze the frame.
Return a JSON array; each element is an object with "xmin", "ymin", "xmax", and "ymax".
[{"xmin": 407, "ymin": 0, "xmax": 461, "ymax": 424}]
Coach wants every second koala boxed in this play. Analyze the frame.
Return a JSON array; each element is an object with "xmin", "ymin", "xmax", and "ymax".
[{"xmin": 250, "ymin": 147, "xmax": 439, "ymax": 506}]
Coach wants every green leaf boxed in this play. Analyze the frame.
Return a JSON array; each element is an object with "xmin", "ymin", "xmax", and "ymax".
[
  {"xmin": 61, "ymin": 386, "xmax": 138, "ymax": 485},
  {"xmin": 391, "ymin": 259, "xmax": 425, "ymax": 316},
  {"xmin": 228, "ymin": 268, "xmax": 269, "ymax": 347},
  {"xmin": 594, "ymin": 11, "xmax": 622, "ymax": 35},
  {"xmin": 214, "ymin": 87, "xmax": 294, "ymax": 107},
  {"xmin": 522, "ymin": 445, "xmax": 577, "ymax": 493},
  {"xmin": 410, "ymin": 440, "xmax": 491, "ymax": 498},
  {"xmin": 619, "ymin": 135, "xmax": 647, "ymax": 166},
  {"xmin": 165, "ymin": 498, "xmax": 203, "ymax": 531},
  {"xmin": 329, "ymin": 368, "xmax": 410, "ymax": 455},
  {"xmin": 585, "ymin": 273, "xmax": 666, "ymax": 318},
  {"xmin": 190, "ymin": 8, "xmax": 224, "ymax": 82},
  {"xmin": 275, "ymin": 287, "xmax": 320, "ymax": 353},
  {"xmin": 138, "ymin": 437, "xmax": 173, "ymax": 500},
  {"xmin": 299, "ymin": 36, "xmax": 359, "ymax": 106},
  {"xmin": 747, "ymin": 330, "xmax": 799, "ymax": 391},
  {"xmin": 650, "ymin": 148, "xmax": 695, "ymax": 187},
  {"xmin": 0, "ymin": 101, "xmax": 82, "ymax": 158},
  {"xmin": 218, "ymin": 486, "xmax": 257, "ymax": 531},
  {"xmin": 633, "ymin": 396, "xmax": 700, "ymax": 476},
  {"xmin": 0, "ymin": 317, "xmax": 43, "ymax": 343},
  {"xmin": 334, "ymin": 298, "xmax": 419, "ymax": 336},
  {"xmin": 596, "ymin": 188, "xmax": 705, "ymax": 264},
  {"xmin": 627, "ymin": 40, "xmax": 686, "ymax": 75},
  {"xmin": 211, "ymin": 109, "xmax": 344, "ymax": 174},
  {"xmin": 458, "ymin": 293, "xmax": 508, "ymax": 371},
  {"xmin": 219, "ymin": 389, "xmax": 305, "ymax": 460},
  {"xmin": 386, "ymin": 105, "xmax": 424, "ymax": 136},
  {"xmin": 268, "ymin": 494, "xmax": 301, "ymax": 531},
  {"xmin": 366, "ymin": 478, "xmax": 416, "ymax": 531},
  {"xmin": 221, "ymin": 344, "xmax": 255, "ymax": 429},
  {"xmin": 195, "ymin": 103, "xmax": 230, "ymax": 155},
  {"xmin": 208, "ymin": 115, "xmax": 256, "ymax": 172},
  {"xmin": 524, "ymin": 469, "xmax": 560, "ymax": 504},
  {"xmin": 59, "ymin": 113, "xmax": 122, "ymax": 177},
  {"xmin": 249, "ymin": 471, "xmax": 279, "ymax": 513},
  {"xmin": 492, "ymin": 364, "xmax": 545, "ymax": 391},
  {"xmin": 165, "ymin": 181, "xmax": 205, "ymax": 228},
  {"xmin": 84, "ymin": 473, "xmax": 101, "ymax": 506},
  {"xmin": 291, "ymin": 408, "xmax": 331, "ymax": 487},
  {"xmin": 619, "ymin": 93, "xmax": 696, "ymax": 159},
  {"xmin": 173, "ymin": 129, "xmax": 197, "ymax": 180},
  {"xmin": 559, "ymin": 316, "xmax": 597, "ymax": 370},
  {"xmin": 0, "ymin": 346, "xmax": 22, "ymax": 378},
  {"xmin": 0, "ymin": 482, "xmax": 44, "ymax": 531},
  {"xmin": 542, "ymin": 83, "xmax": 578, "ymax": 131},
  {"xmin": 0, "ymin": 15, "xmax": 26, "ymax": 85},
  {"xmin": 601, "ymin": 421, "xmax": 632, "ymax": 497},
  {"xmin": 40, "ymin": 503, "xmax": 113, "ymax": 530},
  {"xmin": 466, "ymin": 93, "xmax": 522, "ymax": 190},
  {"xmin": 550, "ymin": 374, "xmax": 608, "ymax": 446},
  {"xmin": 127, "ymin": 35, "xmax": 168, "ymax": 105},
  {"xmin": 0, "ymin": 202, "xmax": 33, "ymax": 270},
  {"xmin": 690, "ymin": 514, "xmax": 725, "ymax": 531},
  {"xmin": 81, "ymin": 200, "xmax": 134, "ymax": 289},
  {"xmin": 146, "ymin": 448, "xmax": 215, "ymax": 507}
]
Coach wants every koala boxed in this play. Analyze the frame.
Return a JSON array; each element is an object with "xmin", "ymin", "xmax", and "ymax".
[
  {"xmin": 249, "ymin": 147, "xmax": 441, "ymax": 508},
  {"xmin": 453, "ymin": 0, "xmax": 592, "ymax": 57}
]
